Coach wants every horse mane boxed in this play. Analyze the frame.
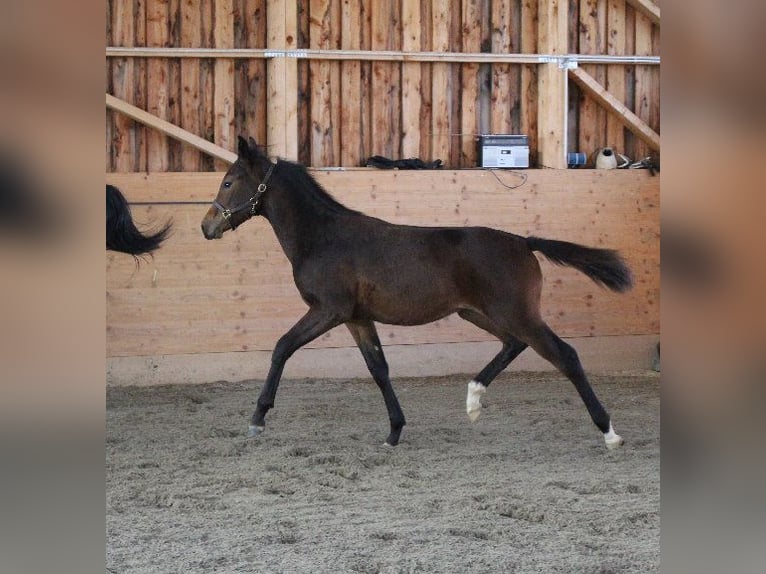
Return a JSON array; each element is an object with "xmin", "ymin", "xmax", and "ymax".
[
  {"xmin": 276, "ymin": 159, "xmax": 360, "ymax": 217},
  {"xmin": 249, "ymin": 145, "xmax": 359, "ymax": 217}
]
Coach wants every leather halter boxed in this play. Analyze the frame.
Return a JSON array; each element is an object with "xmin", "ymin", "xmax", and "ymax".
[{"xmin": 212, "ymin": 162, "xmax": 276, "ymax": 230}]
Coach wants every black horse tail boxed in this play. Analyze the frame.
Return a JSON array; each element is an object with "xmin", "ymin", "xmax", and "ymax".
[
  {"xmin": 106, "ymin": 184, "xmax": 171, "ymax": 256},
  {"xmin": 526, "ymin": 236, "xmax": 633, "ymax": 293}
]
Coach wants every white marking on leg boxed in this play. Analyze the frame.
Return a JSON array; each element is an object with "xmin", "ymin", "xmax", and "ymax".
[
  {"xmin": 604, "ymin": 421, "xmax": 624, "ymax": 449},
  {"xmin": 466, "ymin": 381, "xmax": 486, "ymax": 422}
]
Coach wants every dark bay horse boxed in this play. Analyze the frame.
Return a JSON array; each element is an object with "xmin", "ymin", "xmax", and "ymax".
[
  {"xmin": 201, "ymin": 137, "xmax": 632, "ymax": 449},
  {"xmin": 107, "ymin": 184, "xmax": 171, "ymax": 257}
]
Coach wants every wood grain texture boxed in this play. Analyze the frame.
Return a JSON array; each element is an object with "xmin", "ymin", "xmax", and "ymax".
[
  {"xmin": 107, "ymin": 169, "xmax": 659, "ymax": 357},
  {"xmin": 105, "ymin": 0, "xmax": 660, "ymax": 171}
]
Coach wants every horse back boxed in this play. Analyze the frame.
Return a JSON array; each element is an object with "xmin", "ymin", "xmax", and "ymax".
[{"xmin": 301, "ymin": 219, "xmax": 540, "ymax": 325}]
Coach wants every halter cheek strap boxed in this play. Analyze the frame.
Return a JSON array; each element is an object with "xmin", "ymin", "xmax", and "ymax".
[{"xmin": 213, "ymin": 162, "xmax": 276, "ymax": 230}]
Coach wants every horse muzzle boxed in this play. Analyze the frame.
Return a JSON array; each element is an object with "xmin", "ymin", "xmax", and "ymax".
[{"xmin": 201, "ymin": 206, "xmax": 226, "ymax": 240}]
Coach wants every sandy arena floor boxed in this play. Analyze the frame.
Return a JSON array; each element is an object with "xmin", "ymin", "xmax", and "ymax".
[{"xmin": 107, "ymin": 370, "xmax": 659, "ymax": 573}]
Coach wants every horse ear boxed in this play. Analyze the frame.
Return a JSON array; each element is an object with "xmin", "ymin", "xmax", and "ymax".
[
  {"xmin": 237, "ymin": 136, "xmax": 250, "ymax": 160},
  {"xmin": 248, "ymin": 137, "xmax": 257, "ymax": 150}
]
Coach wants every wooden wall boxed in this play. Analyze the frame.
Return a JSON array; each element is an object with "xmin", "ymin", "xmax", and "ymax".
[
  {"xmin": 106, "ymin": 0, "xmax": 660, "ymax": 170},
  {"xmin": 106, "ymin": 169, "xmax": 659, "ymax": 358}
]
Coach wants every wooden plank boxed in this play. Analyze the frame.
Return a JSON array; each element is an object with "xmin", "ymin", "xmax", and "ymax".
[
  {"xmin": 431, "ymin": 0, "xmax": 451, "ymax": 165},
  {"xmin": 370, "ymin": 0, "xmax": 401, "ymax": 159},
  {"xmin": 625, "ymin": 0, "xmax": 660, "ymax": 26},
  {"xmin": 633, "ymin": 10, "xmax": 657, "ymax": 158},
  {"xmin": 537, "ymin": 0, "xmax": 568, "ymax": 168},
  {"xmin": 418, "ymin": 0, "xmax": 433, "ymax": 161},
  {"xmin": 577, "ymin": 0, "xmax": 607, "ymax": 159},
  {"xmin": 180, "ymin": 0, "xmax": 203, "ymax": 171},
  {"xmin": 106, "ymin": 170, "xmax": 659, "ymax": 357},
  {"xmin": 266, "ymin": 0, "xmax": 299, "ymax": 160},
  {"xmin": 569, "ymin": 66, "xmax": 660, "ymax": 151},
  {"xmin": 109, "ymin": 0, "xmax": 135, "ymax": 172},
  {"xmin": 359, "ymin": 0, "xmax": 374, "ymax": 164},
  {"xmin": 232, "ymin": 0, "xmax": 267, "ymax": 148},
  {"xmin": 520, "ymin": 0, "xmax": 539, "ymax": 166},
  {"xmin": 167, "ymin": 0, "xmax": 184, "ymax": 171},
  {"xmin": 213, "ymin": 0, "xmax": 235, "ymax": 171},
  {"xmin": 309, "ymin": 0, "xmax": 340, "ymax": 167},
  {"xmin": 146, "ymin": 0, "xmax": 170, "ymax": 172},
  {"xmin": 606, "ymin": 0, "xmax": 627, "ymax": 153},
  {"xmin": 341, "ymin": 0, "xmax": 363, "ymax": 166},
  {"xmin": 106, "ymin": 94, "xmax": 239, "ymax": 163},
  {"xmin": 251, "ymin": 0, "xmax": 269, "ymax": 144},
  {"xmin": 106, "ymin": 46, "xmax": 659, "ymax": 65},
  {"xmin": 490, "ymin": 0, "xmax": 512, "ymax": 134},
  {"xmin": 400, "ymin": 0, "xmax": 421, "ymax": 159},
  {"xmin": 459, "ymin": 0, "xmax": 481, "ymax": 167}
]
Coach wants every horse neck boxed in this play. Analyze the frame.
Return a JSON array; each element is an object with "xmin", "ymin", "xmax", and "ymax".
[{"xmin": 261, "ymin": 178, "xmax": 339, "ymax": 264}]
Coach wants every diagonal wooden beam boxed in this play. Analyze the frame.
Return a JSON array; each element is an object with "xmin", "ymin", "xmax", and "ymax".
[
  {"xmin": 625, "ymin": 0, "xmax": 660, "ymax": 26},
  {"xmin": 106, "ymin": 93, "xmax": 238, "ymax": 164},
  {"xmin": 568, "ymin": 67, "xmax": 660, "ymax": 152}
]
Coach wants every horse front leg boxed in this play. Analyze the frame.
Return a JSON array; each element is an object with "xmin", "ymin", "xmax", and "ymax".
[
  {"xmin": 248, "ymin": 308, "xmax": 343, "ymax": 437},
  {"xmin": 346, "ymin": 321, "xmax": 406, "ymax": 446}
]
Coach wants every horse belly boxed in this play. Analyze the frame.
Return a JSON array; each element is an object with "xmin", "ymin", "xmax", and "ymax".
[{"xmin": 354, "ymin": 276, "xmax": 457, "ymax": 326}]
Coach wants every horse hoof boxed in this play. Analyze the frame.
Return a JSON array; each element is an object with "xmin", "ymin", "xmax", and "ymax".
[
  {"xmin": 247, "ymin": 425, "xmax": 265, "ymax": 438},
  {"xmin": 605, "ymin": 435, "xmax": 624, "ymax": 450},
  {"xmin": 604, "ymin": 422, "xmax": 624, "ymax": 449},
  {"xmin": 466, "ymin": 381, "xmax": 486, "ymax": 422}
]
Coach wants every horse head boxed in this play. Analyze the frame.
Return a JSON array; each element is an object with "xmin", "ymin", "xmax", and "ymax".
[{"xmin": 201, "ymin": 136, "xmax": 275, "ymax": 239}]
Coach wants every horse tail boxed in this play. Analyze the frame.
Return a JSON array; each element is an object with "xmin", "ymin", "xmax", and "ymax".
[
  {"xmin": 106, "ymin": 184, "xmax": 172, "ymax": 256},
  {"xmin": 525, "ymin": 236, "xmax": 633, "ymax": 293}
]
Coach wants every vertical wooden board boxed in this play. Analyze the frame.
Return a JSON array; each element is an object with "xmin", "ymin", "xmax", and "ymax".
[
  {"xmin": 623, "ymin": 3, "xmax": 637, "ymax": 159},
  {"xmin": 308, "ymin": 0, "xmax": 340, "ymax": 166},
  {"xmin": 370, "ymin": 0, "xmax": 401, "ymax": 158},
  {"xmin": 431, "ymin": 0, "xmax": 451, "ymax": 164},
  {"xmin": 167, "ymin": 0, "xmax": 184, "ymax": 171},
  {"xmin": 180, "ymin": 0, "xmax": 202, "ymax": 171},
  {"xmin": 266, "ymin": 0, "xmax": 299, "ymax": 160},
  {"xmin": 490, "ymin": 0, "xmax": 513, "ymax": 134},
  {"xmin": 537, "ymin": 0, "xmax": 568, "ymax": 169},
  {"xmin": 418, "ymin": 0, "xmax": 433, "ymax": 161},
  {"xmin": 297, "ymin": 1, "xmax": 311, "ymax": 164},
  {"xmin": 508, "ymin": 0, "xmax": 522, "ymax": 134},
  {"xmin": 147, "ymin": 0, "xmax": 170, "ymax": 172},
  {"xmin": 213, "ymin": 0, "xmax": 235, "ymax": 171},
  {"xmin": 520, "ymin": 0, "xmax": 538, "ymax": 165},
  {"xmin": 400, "ymin": 0, "xmax": 422, "ymax": 160},
  {"xmin": 633, "ymin": 12, "xmax": 654, "ymax": 160},
  {"xmin": 110, "ymin": 0, "xmax": 135, "ymax": 172},
  {"xmin": 606, "ymin": 0, "xmax": 627, "ymax": 153},
  {"xmin": 232, "ymin": 0, "xmax": 267, "ymax": 149},
  {"xmin": 448, "ymin": 6, "xmax": 462, "ymax": 167},
  {"xmin": 106, "ymin": 1, "xmax": 113, "ymax": 172},
  {"xmin": 134, "ymin": 0, "xmax": 149, "ymax": 172},
  {"xmin": 341, "ymin": 0, "xmax": 363, "ymax": 166},
  {"xmin": 460, "ymin": 0, "xmax": 481, "ymax": 167},
  {"xmin": 577, "ymin": 0, "xmax": 607, "ymax": 159},
  {"xmin": 359, "ymin": 0, "xmax": 373, "ymax": 163}
]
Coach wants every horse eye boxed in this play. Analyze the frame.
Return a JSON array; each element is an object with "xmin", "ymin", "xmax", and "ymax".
[{"xmin": 223, "ymin": 181, "xmax": 232, "ymax": 189}]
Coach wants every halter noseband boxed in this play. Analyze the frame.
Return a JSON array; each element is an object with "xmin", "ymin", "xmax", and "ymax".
[{"xmin": 213, "ymin": 162, "xmax": 276, "ymax": 230}]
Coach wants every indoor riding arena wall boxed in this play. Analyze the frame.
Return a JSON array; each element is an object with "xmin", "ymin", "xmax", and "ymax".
[
  {"xmin": 106, "ymin": 169, "xmax": 659, "ymax": 385},
  {"xmin": 106, "ymin": 0, "xmax": 660, "ymax": 385}
]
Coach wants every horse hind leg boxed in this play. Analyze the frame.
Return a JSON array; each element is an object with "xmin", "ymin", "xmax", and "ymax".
[
  {"xmin": 522, "ymin": 322, "xmax": 624, "ymax": 449},
  {"xmin": 458, "ymin": 309, "xmax": 528, "ymax": 422}
]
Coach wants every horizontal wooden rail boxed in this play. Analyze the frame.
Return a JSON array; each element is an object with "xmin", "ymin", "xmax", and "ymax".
[
  {"xmin": 105, "ymin": 47, "xmax": 660, "ymax": 66},
  {"xmin": 106, "ymin": 94, "xmax": 238, "ymax": 164},
  {"xmin": 568, "ymin": 67, "xmax": 660, "ymax": 152}
]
